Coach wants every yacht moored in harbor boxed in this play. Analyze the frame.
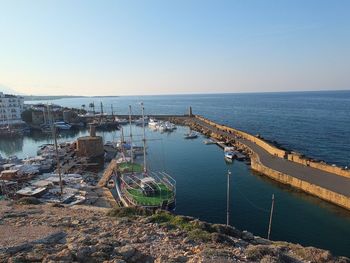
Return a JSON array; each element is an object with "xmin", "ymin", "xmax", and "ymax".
[{"xmin": 148, "ymin": 118, "xmax": 158, "ymax": 128}]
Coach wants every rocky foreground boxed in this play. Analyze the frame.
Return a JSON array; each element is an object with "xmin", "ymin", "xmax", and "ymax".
[{"xmin": 0, "ymin": 199, "xmax": 349, "ymax": 263}]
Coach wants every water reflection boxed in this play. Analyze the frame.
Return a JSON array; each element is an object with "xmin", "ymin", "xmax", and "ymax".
[
  {"xmin": 0, "ymin": 136, "xmax": 24, "ymax": 156},
  {"xmin": 0, "ymin": 129, "xmax": 89, "ymax": 158}
]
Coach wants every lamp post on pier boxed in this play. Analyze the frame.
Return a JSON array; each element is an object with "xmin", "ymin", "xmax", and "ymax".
[{"xmin": 226, "ymin": 170, "xmax": 231, "ymax": 226}]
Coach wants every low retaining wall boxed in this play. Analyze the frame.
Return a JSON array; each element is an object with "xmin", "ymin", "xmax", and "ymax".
[
  {"xmin": 288, "ymin": 153, "xmax": 350, "ymax": 179},
  {"xmin": 251, "ymin": 155, "xmax": 350, "ymax": 210}
]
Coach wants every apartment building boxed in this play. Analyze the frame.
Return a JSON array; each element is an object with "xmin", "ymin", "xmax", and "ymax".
[{"xmin": 0, "ymin": 92, "xmax": 25, "ymax": 126}]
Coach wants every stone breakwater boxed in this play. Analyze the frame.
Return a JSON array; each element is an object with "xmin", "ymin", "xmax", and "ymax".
[
  {"xmin": 1, "ymin": 201, "xmax": 349, "ymax": 263},
  {"xmin": 192, "ymin": 115, "xmax": 350, "ymax": 178},
  {"xmin": 168, "ymin": 115, "xmax": 350, "ymax": 211}
]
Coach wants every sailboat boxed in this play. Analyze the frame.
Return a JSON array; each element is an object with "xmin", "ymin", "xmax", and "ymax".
[{"xmin": 114, "ymin": 103, "xmax": 176, "ymax": 210}]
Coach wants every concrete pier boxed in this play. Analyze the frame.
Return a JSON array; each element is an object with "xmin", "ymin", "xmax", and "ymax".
[{"xmin": 171, "ymin": 114, "xmax": 350, "ymax": 211}]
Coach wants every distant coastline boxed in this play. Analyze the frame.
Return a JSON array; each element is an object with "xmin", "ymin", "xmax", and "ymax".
[{"xmin": 23, "ymin": 95, "xmax": 119, "ymax": 101}]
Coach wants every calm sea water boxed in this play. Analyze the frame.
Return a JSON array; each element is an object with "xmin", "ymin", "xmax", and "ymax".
[{"xmin": 1, "ymin": 91, "xmax": 350, "ymax": 256}]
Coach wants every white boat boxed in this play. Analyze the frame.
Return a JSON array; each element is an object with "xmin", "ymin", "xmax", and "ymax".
[
  {"xmin": 164, "ymin": 121, "xmax": 176, "ymax": 131},
  {"xmin": 135, "ymin": 116, "xmax": 149, "ymax": 126},
  {"xmin": 203, "ymin": 139, "xmax": 216, "ymax": 145},
  {"xmin": 157, "ymin": 123, "xmax": 168, "ymax": 132},
  {"xmin": 184, "ymin": 131, "xmax": 198, "ymax": 139},
  {"xmin": 115, "ymin": 117, "xmax": 128, "ymax": 125},
  {"xmin": 54, "ymin": 121, "xmax": 72, "ymax": 130},
  {"xmin": 224, "ymin": 151, "xmax": 234, "ymax": 161},
  {"xmin": 148, "ymin": 118, "xmax": 158, "ymax": 127}
]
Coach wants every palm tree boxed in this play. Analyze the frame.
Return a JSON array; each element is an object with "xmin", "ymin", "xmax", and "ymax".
[{"xmin": 89, "ymin": 102, "xmax": 95, "ymax": 115}]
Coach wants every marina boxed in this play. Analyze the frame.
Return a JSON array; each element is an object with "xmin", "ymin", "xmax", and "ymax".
[
  {"xmin": 1, "ymin": 97, "xmax": 350, "ymax": 256},
  {"xmin": 2, "ymin": 2, "xmax": 350, "ymax": 260}
]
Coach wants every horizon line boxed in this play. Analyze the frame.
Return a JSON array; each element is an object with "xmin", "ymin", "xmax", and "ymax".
[{"xmin": 18, "ymin": 88, "xmax": 350, "ymax": 98}]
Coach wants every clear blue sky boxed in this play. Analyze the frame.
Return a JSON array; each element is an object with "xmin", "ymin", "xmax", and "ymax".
[{"xmin": 0, "ymin": 0, "xmax": 349, "ymax": 96}]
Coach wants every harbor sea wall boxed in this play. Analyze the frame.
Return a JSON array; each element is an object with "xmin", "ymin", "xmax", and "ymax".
[
  {"xmin": 194, "ymin": 115, "xmax": 287, "ymax": 158},
  {"xmin": 193, "ymin": 115, "xmax": 350, "ymax": 179},
  {"xmin": 251, "ymin": 154, "xmax": 350, "ymax": 210}
]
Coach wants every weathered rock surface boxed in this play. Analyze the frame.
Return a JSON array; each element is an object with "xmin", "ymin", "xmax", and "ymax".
[{"xmin": 0, "ymin": 201, "xmax": 348, "ymax": 263}]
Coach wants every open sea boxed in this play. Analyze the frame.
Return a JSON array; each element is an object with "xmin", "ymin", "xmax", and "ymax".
[{"xmin": 1, "ymin": 90, "xmax": 350, "ymax": 256}]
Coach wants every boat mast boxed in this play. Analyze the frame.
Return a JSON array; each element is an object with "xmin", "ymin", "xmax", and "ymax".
[
  {"xmin": 128, "ymin": 105, "xmax": 133, "ymax": 163},
  {"xmin": 120, "ymin": 126, "xmax": 125, "ymax": 157},
  {"xmin": 43, "ymin": 107, "xmax": 46, "ymax": 125},
  {"xmin": 121, "ymin": 126, "xmax": 124, "ymax": 144},
  {"xmin": 46, "ymin": 103, "xmax": 51, "ymax": 126},
  {"xmin": 141, "ymin": 102, "xmax": 147, "ymax": 173},
  {"xmin": 49, "ymin": 104, "xmax": 63, "ymax": 196}
]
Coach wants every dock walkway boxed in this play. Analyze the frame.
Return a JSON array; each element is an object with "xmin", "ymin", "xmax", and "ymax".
[{"xmin": 192, "ymin": 118, "xmax": 350, "ymax": 198}]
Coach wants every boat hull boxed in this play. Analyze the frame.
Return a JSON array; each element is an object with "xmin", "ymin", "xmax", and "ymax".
[{"xmin": 114, "ymin": 172, "xmax": 176, "ymax": 211}]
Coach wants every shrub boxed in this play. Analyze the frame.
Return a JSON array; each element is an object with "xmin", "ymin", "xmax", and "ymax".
[
  {"xmin": 107, "ymin": 207, "xmax": 152, "ymax": 218},
  {"xmin": 187, "ymin": 229, "xmax": 212, "ymax": 242}
]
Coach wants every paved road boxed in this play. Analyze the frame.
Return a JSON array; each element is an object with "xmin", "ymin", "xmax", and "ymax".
[{"xmin": 193, "ymin": 118, "xmax": 350, "ymax": 197}]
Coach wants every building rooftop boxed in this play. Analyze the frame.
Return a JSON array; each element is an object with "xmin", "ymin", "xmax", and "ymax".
[{"xmin": 0, "ymin": 92, "xmax": 23, "ymax": 99}]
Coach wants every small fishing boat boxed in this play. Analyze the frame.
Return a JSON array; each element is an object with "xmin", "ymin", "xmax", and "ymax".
[
  {"xmin": 224, "ymin": 151, "xmax": 234, "ymax": 161},
  {"xmin": 203, "ymin": 139, "xmax": 216, "ymax": 145},
  {"xmin": 164, "ymin": 121, "xmax": 176, "ymax": 131},
  {"xmin": 224, "ymin": 147, "xmax": 235, "ymax": 161},
  {"xmin": 184, "ymin": 131, "xmax": 198, "ymax": 139},
  {"xmin": 135, "ymin": 116, "xmax": 149, "ymax": 126},
  {"xmin": 115, "ymin": 117, "xmax": 128, "ymax": 125},
  {"xmin": 54, "ymin": 121, "xmax": 72, "ymax": 130}
]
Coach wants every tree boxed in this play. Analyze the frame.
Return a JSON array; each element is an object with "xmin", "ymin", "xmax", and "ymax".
[{"xmin": 21, "ymin": 109, "xmax": 33, "ymax": 123}]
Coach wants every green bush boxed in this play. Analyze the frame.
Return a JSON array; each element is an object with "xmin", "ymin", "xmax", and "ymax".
[
  {"xmin": 107, "ymin": 207, "xmax": 152, "ymax": 218},
  {"xmin": 187, "ymin": 229, "xmax": 212, "ymax": 242}
]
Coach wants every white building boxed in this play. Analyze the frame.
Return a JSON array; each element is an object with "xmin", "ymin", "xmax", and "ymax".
[{"xmin": 0, "ymin": 92, "xmax": 25, "ymax": 126}]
